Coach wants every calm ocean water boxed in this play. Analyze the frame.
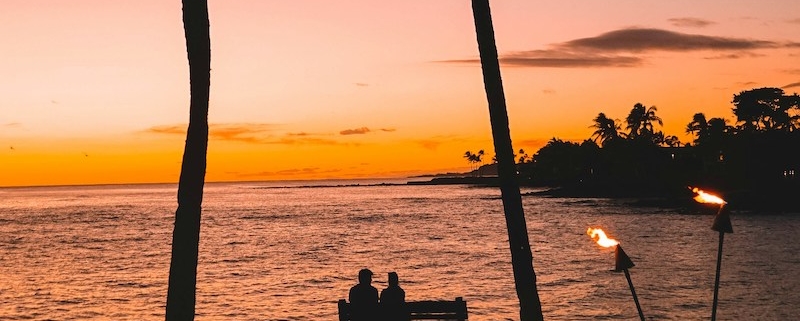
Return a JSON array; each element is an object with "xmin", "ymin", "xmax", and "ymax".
[{"xmin": 1, "ymin": 180, "xmax": 799, "ymax": 320}]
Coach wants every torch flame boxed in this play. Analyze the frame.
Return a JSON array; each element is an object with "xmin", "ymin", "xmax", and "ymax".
[
  {"xmin": 690, "ymin": 187, "xmax": 726, "ymax": 205},
  {"xmin": 587, "ymin": 227, "xmax": 619, "ymax": 248}
]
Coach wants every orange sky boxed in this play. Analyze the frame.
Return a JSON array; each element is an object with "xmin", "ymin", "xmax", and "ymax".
[{"xmin": 2, "ymin": 0, "xmax": 800, "ymax": 187}]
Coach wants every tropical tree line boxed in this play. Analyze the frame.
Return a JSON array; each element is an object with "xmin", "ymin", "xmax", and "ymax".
[{"xmin": 517, "ymin": 87, "xmax": 800, "ymax": 206}]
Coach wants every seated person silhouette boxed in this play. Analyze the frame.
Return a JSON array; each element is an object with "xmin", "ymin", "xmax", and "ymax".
[
  {"xmin": 349, "ymin": 268, "xmax": 378, "ymax": 321},
  {"xmin": 380, "ymin": 272, "xmax": 408, "ymax": 321}
]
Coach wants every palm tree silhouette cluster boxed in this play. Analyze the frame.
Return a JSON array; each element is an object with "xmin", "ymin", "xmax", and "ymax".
[
  {"xmin": 463, "ymin": 150, "xmax": 485, "ymax": 177},
  {"xmin": 517, "ymin": 87, "xmax": 800, "ymax": 209},
  {"xmin": 680, "ymin": 87, "xmax": 800, "ymax": 205},
  {"xmin": 590, "ymin": 103, "xmax": 680, "ymax": 148}
]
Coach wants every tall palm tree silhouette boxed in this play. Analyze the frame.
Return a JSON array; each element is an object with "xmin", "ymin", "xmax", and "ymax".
[
  {"xmin": 471, "ymin": 1, "xmax": 544, "ymax": 320},
  {"xmin": 165, "ymin": 1, "xmax": 210, "ymax": 320},
  {"xmin": 625, "ymin": 103, "xmax": 662, "ymax": 139},
  {"xmin": 590, "ymin": 112, "xmax": 621, "ymax": 146},
  {"xmin": 686, "ymin": 112, "xmax": 709, "ymax": 145}
]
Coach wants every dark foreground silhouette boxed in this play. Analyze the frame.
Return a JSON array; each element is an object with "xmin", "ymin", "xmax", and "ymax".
[
  {"xmin": 521, "ymin": 88, "xmax": 799, "ymax": 211},
  {"xmin": 380, "ymin": 272, "xmax": 408, "ymax": 321},
  {"xmin": 166, "ymin": 1, "xmax": 211, "ymax": 321},
  {"xmin": 347, "ymin": 269, "xmax": 379, "ymax": 321},
  {"xmin": 339, "ymin": 269, "xmax": 468, "ymax": 321},
  {"xmin": 416, "ymin": 87, "xmax": 800, "ymax": 212}
]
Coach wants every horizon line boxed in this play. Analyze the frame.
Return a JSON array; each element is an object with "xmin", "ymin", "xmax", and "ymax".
[{"xmin": 0, "ymin": 176, "xmax": 438, "ymax": 190}]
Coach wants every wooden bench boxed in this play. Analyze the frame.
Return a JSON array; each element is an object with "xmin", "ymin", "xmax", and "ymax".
[{"xmin": 338, "ymin": 297, "xmax": 468, "ymax": 320}]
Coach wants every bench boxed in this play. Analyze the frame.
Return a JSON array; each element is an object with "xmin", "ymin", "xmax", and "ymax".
[{"xmin": 338, "ymin": 297, "xmax": 468, "ymax": 320}]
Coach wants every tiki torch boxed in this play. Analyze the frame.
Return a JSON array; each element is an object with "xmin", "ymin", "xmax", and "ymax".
[
  {"xmin": 587, "ymin": 228, "xmax": 645, "ymax": 321},
  {"xmin": 690, "ymin": 187, "xmax": 731, "ymax": 321}
]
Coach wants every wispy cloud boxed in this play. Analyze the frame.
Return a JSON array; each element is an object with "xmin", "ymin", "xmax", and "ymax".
[
  {"xmin": 237, "ymin": 167, "xmax": 343, "ymax": 177},
  {"xmin": 782, "ymin": 81, "xmax": 800, "ymax": 89},
  {"xmin": 339, "ymin": 127, "xmax": 396, "ymax": 135},
  {"xmin": 787, "ymin": 18, "xmax": 800, "ymax": 25},
  {"xmin": 3, "ymin": 122, "xmax": 22, "ymax": 128},
  {"xmin": 355, "ymin": 83, "xmax": 369, "ymax": 87},
  {"xmin": 412, "ymin": 135, "xmax": 468, "ymax": 151},
  {"xmin": 271, "ymin": 137, "xmax": 344, "ymax": 145},
  {"xmin": 517, "ymin": 138, "xmax": 553, "ymax": 151},
  {"xmin": 146, "ymin": 123, "xmax": 344, "ymax": 145},
  {"xmin": 340, "ymin": 127, "xmax": 371, "ymax": 135},
  {"xmin": 704, "ymin": 52, "xmax": 765, "ymax": 60},
  {"xmin": 415, "ymin": 139, "xmax": 443, "ymax": 150},
  {"xmin": 503, "ymin": 52, "xmax": 641, "ymax": 68},
  {"xmin": 211, "ymin": 123, "xmax": 277, "ymax": 143},
  {"xmin": 439, "ymin": 27, "xmax": 793, "ymax": 68},
  {"xmin": 561, "ymin": 28, "xmax": 780, "ymax": 52},
  {"xmin": 782, "ymin": 69, "xmax": 800, "ymax": 75},
  {"xmin": 445, "ymin": 52, "xmax": 642, "ymax": 68},
  {"xmin": 668, "ymin": 17, "xmax": 716, "ymax": 28},
  {"xmin": 147, "ymin": 123, "xmax": 278, "ymax": 144},
  {"xmin": 146, "ymin": 125, "xmax": 184, "ymax": 135}
]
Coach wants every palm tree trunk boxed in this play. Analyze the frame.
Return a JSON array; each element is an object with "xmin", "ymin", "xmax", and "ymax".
[
  {"xmin": 470, "ymin": 1, "xmax": 544, "ymax": 320},
  {"xmin": 165, "ymin": 1, "xmax": 210, "ymax": 320}
]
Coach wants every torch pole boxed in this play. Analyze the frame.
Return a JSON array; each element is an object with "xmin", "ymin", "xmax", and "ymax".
[
  {"xmin": 711, "ymin": 231, "xmax": 724, "ymax": 321},
  {"xmin": 623, "ymin": 268, "xmax": 645, "ymax": 321},
  {"xmin": 709, "ymin": 203, "xmax": 731, "ymax": 321},
  {"xmin": 615, "ymin": 245, "xmax": 645, "ymax": 321}
]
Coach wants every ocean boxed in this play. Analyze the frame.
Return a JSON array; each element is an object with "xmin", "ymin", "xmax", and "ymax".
[{"xmin": 1, "ymin": 180, "xmax": 799, "ymax": 320}]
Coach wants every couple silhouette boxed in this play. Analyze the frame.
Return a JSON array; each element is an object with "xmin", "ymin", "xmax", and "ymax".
[{"xmin": 348, "ymin": 268, "xmax": 408, "ymax": 321}]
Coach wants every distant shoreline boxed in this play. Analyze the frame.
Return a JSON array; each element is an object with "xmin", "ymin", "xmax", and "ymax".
[
  {"xmin": 407, "ymin": 176, "xmax": 799, "ymax": 213},
  {"xmin": 406, "ymin": 176, "xmax": 499, "ymax": 186}
]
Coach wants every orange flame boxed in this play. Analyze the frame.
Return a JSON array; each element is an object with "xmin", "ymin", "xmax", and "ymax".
[
  {"xmin": 690, "ymin": 187, "xmax": 726, "ymax": 205},
  {"xmin": 587, "ymin": 227, "xmax": 619, "ymax": 248}
]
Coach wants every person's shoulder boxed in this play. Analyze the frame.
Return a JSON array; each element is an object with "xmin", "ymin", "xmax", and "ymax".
[{"xmin": 350, "ymin": 284, "xmax": 375, "ymax": 292}]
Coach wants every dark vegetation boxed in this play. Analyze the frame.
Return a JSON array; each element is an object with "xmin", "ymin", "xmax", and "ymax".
[{"xmin": 514, "ymin": 87, "xmax": 800, "ymax": 211}]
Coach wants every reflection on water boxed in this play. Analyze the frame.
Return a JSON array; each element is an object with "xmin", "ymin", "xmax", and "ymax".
[{"xmin": 0, "ymin": 182, "xmax": 799, "ymax": 320}]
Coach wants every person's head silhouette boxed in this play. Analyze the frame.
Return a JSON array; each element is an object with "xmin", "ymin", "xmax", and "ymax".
[
  {"xmin": 358, "ymin": 268, "xmax": 373, "ymax": 285},
  {"xmin": 387, "ymin": 272, "xmax": 399, "ymax": 287}
]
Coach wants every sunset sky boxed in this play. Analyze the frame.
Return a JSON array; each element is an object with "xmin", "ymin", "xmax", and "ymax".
[{"xmin": 2, "ymin": 0, "xmax": 800, "ymax": 187}]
